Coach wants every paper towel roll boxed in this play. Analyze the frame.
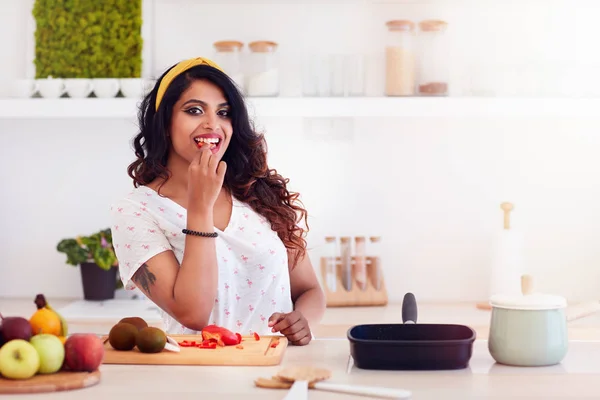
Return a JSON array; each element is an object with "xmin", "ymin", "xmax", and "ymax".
[{"xmin": 489, "ymin": 230, "xmax": 524, "ymax": 297}]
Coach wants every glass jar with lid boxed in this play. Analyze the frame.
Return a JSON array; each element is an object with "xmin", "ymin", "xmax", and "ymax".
[
  {"xmin": 417, "ymin": 20, "xmax": 449, "ymax": 96},
  {"xmin": 212, "ymin": 41, "xmax": 244, "ymax": 90},
  {"xmin": 384, "ymin": 20, "xmax": 416, "ymax": 96},
  {"xmin": 246, "ymin": 40, "xmax": 279, "ymax": 97}
]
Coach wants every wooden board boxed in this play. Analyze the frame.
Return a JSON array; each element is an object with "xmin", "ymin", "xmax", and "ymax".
[
  {"xmin": 101, "ymin": 334, "xmax": 288, "ymax": 366},
  {"xmin": 0, "ymin": 370, "xmax": 101, "ymax": 394},
  {"xmin": 320, "ymin": 256, "xmax": 388, "ymax": 307}
]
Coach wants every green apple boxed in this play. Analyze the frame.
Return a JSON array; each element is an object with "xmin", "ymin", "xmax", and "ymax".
[
  {"xmin": 30, "ymin": 334, "xmax": 65, "ymax": 374},
  {"xmin": 0, "ymin": 339, "xmax": 40, "ymax": 379}
]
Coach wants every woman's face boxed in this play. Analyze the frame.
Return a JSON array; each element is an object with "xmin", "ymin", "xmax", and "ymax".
[{"xmin": 169, "ymin": 79, "xmax": 233, "ymax": 164}]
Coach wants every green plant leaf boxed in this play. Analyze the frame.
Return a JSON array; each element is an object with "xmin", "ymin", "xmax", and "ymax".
[
  {"xmin": 56, "ymin": 227, "xmax": 117, "ymax": 269},
  {"xmin": 94, "ymin": 246, "xmax": 116, "ymax": 270},
  {"xmin": 56, "ymin": 239, "xmax": 90, "ymax": 266}
]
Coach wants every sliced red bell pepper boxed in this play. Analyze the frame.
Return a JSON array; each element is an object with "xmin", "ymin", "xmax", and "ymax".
[
  {"xmin": 236, "ymin": 332, "xmax": 242, "ymax": 344},
  {"xmin": 197, "ymin": 340, "xmax": 217, "ymax": 349},
  {"xmin": 201, "ymin": 331, "xmax": 225, "ymax": 347},
  {"xmin": 253, "ymin": 332, "xmax": 260, "ymax": 341},
  {"xmin": 201, "ymin": 325, "xmax": 241, "ymax": 346}
]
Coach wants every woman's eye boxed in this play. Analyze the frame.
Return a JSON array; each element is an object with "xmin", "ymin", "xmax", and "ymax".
[
  {"xmin": 186, "ymin": 107, "xmax": 203, "ymax": 115},
  {"xmin": 218, "ymin": 109, "xmax": 229, "ymax": 117}
]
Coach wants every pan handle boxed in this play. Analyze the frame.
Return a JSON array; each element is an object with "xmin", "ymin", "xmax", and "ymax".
[{"xmin": 402, "ymin": 293, "xmax": 418, "ymax": 324}]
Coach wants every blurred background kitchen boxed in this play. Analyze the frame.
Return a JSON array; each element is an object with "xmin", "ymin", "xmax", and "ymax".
[{"xmin": 1, "ymin": 0, "xmax": 600, "ymax": 317}]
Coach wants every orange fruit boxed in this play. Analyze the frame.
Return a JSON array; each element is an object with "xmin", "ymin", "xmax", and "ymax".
[{"xmin": 29, "ymin": 308, "xmax": 62, "ymax": 336}]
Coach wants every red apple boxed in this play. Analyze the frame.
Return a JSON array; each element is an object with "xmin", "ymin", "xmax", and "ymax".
[{"xmin": 64, "ymin": 334, "xmax": 104, "ymax": 372}]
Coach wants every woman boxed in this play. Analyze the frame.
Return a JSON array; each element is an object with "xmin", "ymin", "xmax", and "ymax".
[{"xmin": 109, "ymin": 57, "xmax": 325, "ymax": 345}]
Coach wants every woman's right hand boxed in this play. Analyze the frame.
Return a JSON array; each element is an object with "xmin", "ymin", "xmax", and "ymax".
[{"xmin": 187, "ymin": 145, "xmax": 227, "ymax": 214}]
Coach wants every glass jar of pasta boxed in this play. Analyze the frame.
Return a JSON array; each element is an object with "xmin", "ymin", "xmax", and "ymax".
[{"xmin": 384, "ymin": 20, "xmax": 416, "ymax": 96}]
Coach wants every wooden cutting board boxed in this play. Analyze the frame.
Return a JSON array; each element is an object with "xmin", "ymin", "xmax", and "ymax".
[
  {"xmin": 101, "ymin": 334, "xmax": 288, "ymax": 366},
  {"xmin": 0, "ymin": 370, "xmax": 101, "ymax": 394}
]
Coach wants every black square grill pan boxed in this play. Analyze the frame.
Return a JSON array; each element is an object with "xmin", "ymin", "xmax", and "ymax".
[{"xmin": 347, "ymin": 293, "xmax": 477, "ymax": 370}]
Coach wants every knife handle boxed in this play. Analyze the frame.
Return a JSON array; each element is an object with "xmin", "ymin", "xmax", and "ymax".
[{"xmin": 313, "ymin": 382, "xmax": 412, "ymax": 399}]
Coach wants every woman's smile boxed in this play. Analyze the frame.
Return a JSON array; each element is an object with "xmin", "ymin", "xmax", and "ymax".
[{"xmin": 193, "ymin": 133, "xmax": 223, "ymax": 154}]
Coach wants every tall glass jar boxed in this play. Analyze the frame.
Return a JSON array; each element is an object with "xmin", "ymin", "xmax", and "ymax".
[
  {"xmin": 324, "ymin": 236, "xmax": 338, "ymax": 292},
  {"xmin": 384, "ymin": 20, "xmax": 416, "ymax": 96},
  {"xmin": 213, "ymin": 41, "xmax": 244, "ymax": 91},
  {"xmin": 417, "ymin": 20, "xmax": 449, "ymax": 96},
  {"xmin": 369, "ymin": 236, "xmax": 383, "ymax": 290},
  {"xmin": 246, "ymin": 40, "xmax": 279, "ymax": 97}
]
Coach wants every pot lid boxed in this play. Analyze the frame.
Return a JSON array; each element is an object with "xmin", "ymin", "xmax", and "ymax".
[{"xmin": 489, "ymin": 274, "xmax": 567, "ymax": 310}]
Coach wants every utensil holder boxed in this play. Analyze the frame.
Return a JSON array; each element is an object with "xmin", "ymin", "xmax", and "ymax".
[{"xmin": 320, "ymin": 256, "xmax": 388, "ymax": 307}]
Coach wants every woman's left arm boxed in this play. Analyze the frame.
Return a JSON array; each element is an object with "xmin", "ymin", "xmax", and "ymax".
[
  {"xmin": 288, "ymin": 249, "xmax": 326, "ymax": 327},
  {"xmin": 268, "ymin": 247, "xmax": 326, "ymax": 345}
]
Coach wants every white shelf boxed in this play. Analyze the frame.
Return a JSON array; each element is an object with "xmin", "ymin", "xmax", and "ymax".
[{"xmin": 1, "ymin": 97, "xmax": 600, "ymax": 119}]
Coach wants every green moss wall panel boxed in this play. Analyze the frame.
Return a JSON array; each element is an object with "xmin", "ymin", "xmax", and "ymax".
[{"xmin": 32, "ymin": 0, "xmax": 143, "ymax": 79}]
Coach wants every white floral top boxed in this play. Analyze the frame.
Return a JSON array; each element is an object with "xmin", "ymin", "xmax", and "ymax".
[{"xmin": 109, "ymin": 185, "xmax": 293, "ymax": 336}]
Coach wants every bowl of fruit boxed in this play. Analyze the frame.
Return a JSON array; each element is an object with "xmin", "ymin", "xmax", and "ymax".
[{"xmin": 0, "ymin": 294, "xmax": 104, "ymax": 394}]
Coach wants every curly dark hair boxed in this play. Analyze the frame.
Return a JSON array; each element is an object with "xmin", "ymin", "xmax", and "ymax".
[{"xmin": 127, "ymin": 63, "xmax": 308, "ymax": 266}]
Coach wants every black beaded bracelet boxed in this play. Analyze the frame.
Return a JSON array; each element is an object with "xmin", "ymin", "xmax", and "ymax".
[{"xmin": 182, "ymin": 229, "xmax": 218, "ymax": 238}]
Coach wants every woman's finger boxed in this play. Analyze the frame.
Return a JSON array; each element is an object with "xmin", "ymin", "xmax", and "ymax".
[
  {"xmin": 208, "ymin": 149, "xmax": 222, "ymax": 172},
  {"xmin": 199, "ymin": 144, "xmax": 213, "ymax": 170},
  {"xmin": 287, "ymin": 326, "xmax": 309, "ymax": 343},
  {"xmin": 278, "ymin": 318, "xmax": 303, "ymax": 336},
  {"xmin": 290, "ymin": 331, "xmax": 311, "ymax": 346},
  {"xmin": 191, "ymin": 146, "xmax": 203, "ymax": 166},
  {"xmin": 216, "ymin": 161, "xmax": 227, "ymax": 181}
]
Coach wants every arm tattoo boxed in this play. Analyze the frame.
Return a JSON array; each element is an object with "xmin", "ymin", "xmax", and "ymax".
[{"xmin": 134, "ymin": 263, "xmax": 157, "ymax": 295}]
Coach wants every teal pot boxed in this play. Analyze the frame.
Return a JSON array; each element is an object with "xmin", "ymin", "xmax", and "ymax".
[{"xmin": 488, "ymin": 275, "xmax": 568, "ymax": 367}]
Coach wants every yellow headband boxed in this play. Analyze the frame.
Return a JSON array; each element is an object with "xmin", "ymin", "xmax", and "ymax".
[{"xmin": 155, "ymin": 57, "xmax": 224, "ymax": 111}]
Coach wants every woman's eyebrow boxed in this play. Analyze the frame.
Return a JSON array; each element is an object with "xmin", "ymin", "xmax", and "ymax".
[{"xmin": 182, "ymin": 99, "xmax": 229, "ymax": 107}]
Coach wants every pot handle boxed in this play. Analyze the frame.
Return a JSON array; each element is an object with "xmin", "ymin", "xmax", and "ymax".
[{"xmin": 402, "ymin": 293, "xmax": 418, "ymax": 324}]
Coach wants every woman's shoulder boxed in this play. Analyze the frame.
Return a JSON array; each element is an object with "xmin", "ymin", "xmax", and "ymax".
[
  {"xmin": 109, "ymin": 185, "xmax": 167, "ymax": 219},
  {"xmin": 110, "ymin": 186, "xmax": 151, "ymax": 208}
]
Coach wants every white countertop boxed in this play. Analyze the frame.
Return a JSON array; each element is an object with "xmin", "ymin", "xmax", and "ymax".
[
  {"xmin": 3, "ymin": 297, "xmax": 600, "ymax": 338},
  {"xmin": 3, "ymin": 297, "xmax": 600, "ymax": 398},
  {"xmin": 6, "ymin": 338, "xmax": 600, "ymax": 399}
]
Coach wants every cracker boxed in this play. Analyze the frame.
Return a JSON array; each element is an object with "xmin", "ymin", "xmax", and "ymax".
[
  {"xmin": 276, "ymin": 366, "xmax": 332, "ymax": 383},
  {"xmin": 254, "ymin": 377, "xmax": 293, "ymax": 389}
]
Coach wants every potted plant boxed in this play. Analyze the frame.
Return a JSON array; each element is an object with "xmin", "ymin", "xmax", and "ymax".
[{"xmin": 56, "ymin": 228, "xmax": 122, "ymax": 301}]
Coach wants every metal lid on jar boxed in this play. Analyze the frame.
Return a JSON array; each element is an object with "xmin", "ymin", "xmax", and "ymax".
[{"xmin": 489, "ymin": 275, "xmax": 567, "ymax": 310}]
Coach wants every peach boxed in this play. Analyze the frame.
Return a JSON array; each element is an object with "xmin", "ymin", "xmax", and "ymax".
[{"xmin": 64, "ymin": 334, "xmax": 104, "ymax": 372}]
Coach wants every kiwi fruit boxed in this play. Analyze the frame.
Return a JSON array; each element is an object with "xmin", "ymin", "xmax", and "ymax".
[
  {"xmin": 136, "ymin": 327, "xmax": 167, "ymax": 353},
  {"xmin": 119, "ymin": 316, "xmax": 148, "ymax": 331},
  {"xmin": 108, "ymin": 322, "xmax": 139, "ymax": 351}
]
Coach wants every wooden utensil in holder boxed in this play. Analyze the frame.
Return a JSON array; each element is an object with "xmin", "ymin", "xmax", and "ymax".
[{"xmin": 319, "ymin": 254, "xmax": 388, "ymax": 307}]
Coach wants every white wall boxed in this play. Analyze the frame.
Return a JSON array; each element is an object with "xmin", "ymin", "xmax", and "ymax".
[{"xmin": 1, "ymin": 0, "xmax": 600, "ymax": 303}]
